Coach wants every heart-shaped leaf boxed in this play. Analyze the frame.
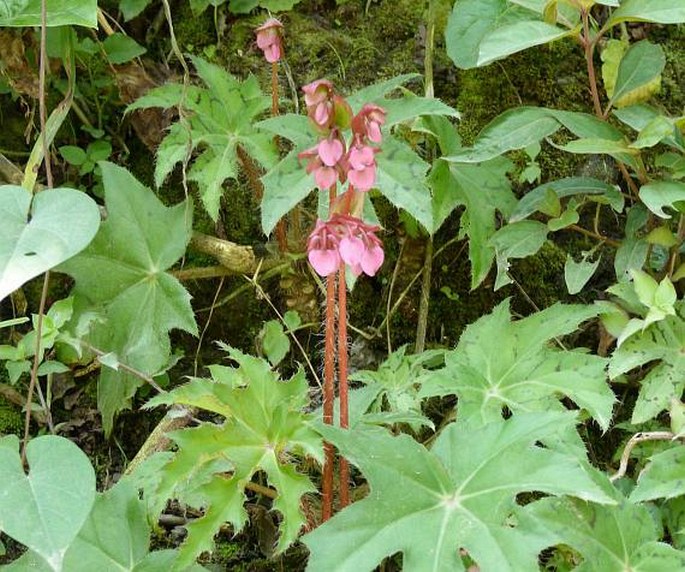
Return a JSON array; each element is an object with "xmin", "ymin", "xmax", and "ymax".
[
  {"xmin": 0, "ymin": 185, "xmax": 100, "ymax": 303},
  {"xmin": 0, "ymin": 435, "xmax": 96, "ymax": 570}
]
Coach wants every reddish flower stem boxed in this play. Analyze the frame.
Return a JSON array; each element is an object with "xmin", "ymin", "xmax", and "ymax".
[
  {"xmin": 321, "ymin": 185, "xmax": 338, "ymax": 522},
  {"xmin": 321, "ymin": 272, "xmax": 336, "ymax": 521},
  {"xmin": 337, "ymin": 262, "xmax": 350, "ymax": 508}
]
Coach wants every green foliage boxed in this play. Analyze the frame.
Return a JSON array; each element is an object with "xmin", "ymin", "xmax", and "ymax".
[
  {"xmin": 0, "ymin": 0, "xmax": 97, "ymax": 27},
  {"xmin": 0, "ymin": 435, "xmax": 95, "ymax": 571},
  {"xmin": 522, "ymin": 497, "xmax": 685, "ymax": 571},
  {"xmin": 58, "ymin": 163, "xmax": 197, "ymax": 435},
  {"xmin": 421, "ymin": 301, "xmax": 614, "ymax": 431},
  {"xmin": 142, "ymin": 346, "xmax": 322, "ymax": 569},
  {"xmin": 127, "ymin": 56, "xmax": 278, "ymax": 221},
  {"xmin": 445, "ymin": 0, "xmax": 572, "ymax": 69},
  {"xmin": 305, "ymin": 413, "xmax": 615, "ymax": 572},
  {"xmin": 0, "ymin": 185, "xmax": 100, "ymax": 303}
]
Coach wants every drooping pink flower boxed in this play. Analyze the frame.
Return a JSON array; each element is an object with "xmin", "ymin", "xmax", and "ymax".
[
  {"xmin": 298, "ymin": 132, "xmax": 346, "ymax": 190},
  {"xmin": 302, "ymin": 79, "xmax": 335, "ymax": 129},
  {"xmin": 306, "ymin": 214, "xmax": 384, "ymax": 277},
  {"xmin": 351, "ymin": 104, "xmax": 386, "ymax": 143},
  {"xmin": 307, "ymin": 219, "xmax": 341, "ymax": 276},
  {"xmin": 255, "ymin": 18, "xmax": 284, "ymax": 63},
  {"xmin": 346, "ymin": 143, "xmax": 378, "ymax": 191}
]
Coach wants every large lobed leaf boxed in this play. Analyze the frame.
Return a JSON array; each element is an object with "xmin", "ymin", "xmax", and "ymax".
[
  {"xmin": 128, "ymin": 56, "xmax": 278, "ymax": 221},
  {"xmin": 304, "ymin": 412, "xmax": 615, "ymax": 572},
  {"xmin": 521, "ymin": 496, "xmax": 685, "ymax": 571},
  {"xmin": 144, "ymin": 347, "xmax": 322, "ymax": 569},
  {"xmin": 421, "ymin": 301, "xmax": 615, "ymax": 430},
  {"xmin": 58, "ymin": 162, "xmax": 197, "ymax": 435}
]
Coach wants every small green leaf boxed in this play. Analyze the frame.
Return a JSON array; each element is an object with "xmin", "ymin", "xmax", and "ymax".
[
  {"xmin": 102, "ymin": 33, "xmax": 146, "ymax": 64},
  {"xmin": 610, "ymin": 41, "xmax": 665, "ymax": 108},
  {"xmin": 261, "ymin": 320, "xmax": 290, "ymax": 366},
  {"xmin": 640, "ymin": 180, "xmax": 685, "ymax": 218},
  {"xmin": 59, "ymin": 145, "xmax": 87, "ymax": 166},
  {"xmin": 119, "ymin": 0, "xmax": 151, "ymax": 20},
  {"xmin": 511, "ymin": 177, "xmax": 621, "ymax": 221},
  {"xmin": 646, "ymin": 225, "xmax": 678, "ymax": 247},
  {"xmin": 671, "ymin": 399, "xmax": 685, "ymax": 437},
  {"xmin": 630, "ymin": 115, "xmax": 675, "ymax": 149},
  {"xmin": 446, "ymin": 0, "xmax": 570, "ymax": 69},
  {"xmin": 565, "ymin": 252, "xmax": 601, "ymax": 295}
]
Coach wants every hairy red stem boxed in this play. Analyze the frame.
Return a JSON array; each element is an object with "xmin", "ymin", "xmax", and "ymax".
[
  {"xmin": 337, "ymin": 263, "xmax": 350, "ymax": 508},
  {"xmin": 321, "ymin": 255, "xmax": 337, "ymax": 522}
]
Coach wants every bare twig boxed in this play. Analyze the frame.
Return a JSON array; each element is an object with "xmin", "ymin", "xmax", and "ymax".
[{"xmin": 610, "ymin": 431, "xmax": 676, "ymax": 482}]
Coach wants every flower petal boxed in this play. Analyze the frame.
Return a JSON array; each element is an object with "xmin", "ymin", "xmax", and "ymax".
[
  {"xmin": 308, "ymin": 248, "xmax": 340, "ymax": 276},
  {"xmin": 361, "ymin": 244, "xmax": 384, "ymax": 276},
  {"xmin": 315, "ymin": 166, "xmax": 338, "ymax": 190},
  {"xmin": 348, "ymin": 165, "xmax": 376, "ymax": 191},
  {"xmin": 318, "ymin": 138, "xmax": 343, "ymax": 166},
  {"xmin": 339, "ymin": 235, "xmax": 364, "ymax": 267}
]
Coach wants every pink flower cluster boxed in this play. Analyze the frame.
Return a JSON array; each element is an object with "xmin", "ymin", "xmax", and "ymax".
[
  {"xmin": 298, "ymin": 82, "xmax": 386, "ymax": 193},
  {"xmin": 307, "ymin": 215, "xmax": 384, "ymax": 277},
  {"xmin": 255, "ymin": 18, "xmax": 284, "ymax": 63},
  {"xmin": 299, "ymin": 79, "xmax": 387, "ymax": 278}
]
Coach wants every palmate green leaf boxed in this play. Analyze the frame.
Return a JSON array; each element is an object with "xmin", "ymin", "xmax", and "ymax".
[
  {"xmin": 58, "ymin": 163, "xmax": 197, "ymax": 435},
  {"xmin": 0, "ymin": 0, "xmax": 97, "ymax": 27},
  {"xmin": 304, "ymin": 413, "xmax": 615, "ymax": 572},
  {"xmin": 606, "ymin": 0, "xmax": 685, "ymax": 26},
  {"xmin": 609, "ymin": 302, "xmax": 685, "ymax": 424},
  {"xmin": 144, "ymin": 347, "xmax": 322, "ymax": 569},
  {"xmin": 446, "ymin": 0, "xmax": 571, "ymax": 70},
  {"xmin": 350, "ymin": 346, "xmax": 445, "ymax": 430},
  {"xmin": 421, "ymin": 301, "xmax": 614, "ymax": 430},
  {"xmin": 128, "ymin": 56, "xmax": 277, "ymax": 221},
  {"xmin": 521, "ymin": 497, "xmax": 685, "ymax": 571}
]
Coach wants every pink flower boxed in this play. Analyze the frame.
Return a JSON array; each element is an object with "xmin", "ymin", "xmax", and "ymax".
[
  {"xmin": 346, "ymin": 143, "xmax": 378, "ymax": 191},
  {"xmin": 307, "ymin": 219, "xmax": 341, "ymax": 276},
  {"xmin": 255, "ymin": 18, "xmax": 284, "ymax": 63},
  {"xmin": 302, "ymin": 79, "xmax": 335, "ymax": 129},
  {"xmin": 351, "ymin": 104, "xmax": 386, "ymax": 143},
  {"xmin": 298, "ymin": 133, "xmax": 346, "ymax": 190},
  {"xmin": 306, "ymin": 214, "xmax": 384, "ymax": 277}
]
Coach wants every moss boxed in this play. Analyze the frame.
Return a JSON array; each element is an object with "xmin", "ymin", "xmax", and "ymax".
[{"xmin": 0, "ymin": 403, "xmax": 23, "ymax": 436}]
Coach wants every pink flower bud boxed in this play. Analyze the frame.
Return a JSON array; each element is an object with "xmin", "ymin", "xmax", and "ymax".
[
  {"xmin": 255, "ymin": 18, "xmax": 284, "ymax": 63},
  {"xmin": 351, "ymin": 104, "xmax": 386, "ymax": 143}
]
